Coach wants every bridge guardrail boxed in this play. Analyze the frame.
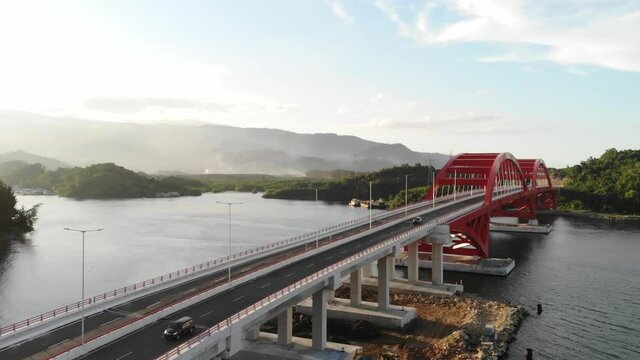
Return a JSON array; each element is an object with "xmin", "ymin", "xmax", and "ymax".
[
  {"xmin": 155, "ymin": 201, "xmax": 482, "ymax": 360},
  {"xmin": 0, "ymin": 193, "xmax": 464, "ymax": 337},
  {"xmin": 43, "ymin": 193, "xmax": 479, "ymax": 359}
]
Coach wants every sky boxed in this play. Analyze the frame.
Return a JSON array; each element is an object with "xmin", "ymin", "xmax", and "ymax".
[{"xmin": 0, "ymin": 0, "xmax": 638, "ymax": 167}]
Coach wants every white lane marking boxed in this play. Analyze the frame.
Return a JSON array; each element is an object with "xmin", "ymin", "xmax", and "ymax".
[
  {"xmin": 232, "ymin": 296, "xmax": 244, "ymax": 302},
  {"xmin": 185, "ymin": 287, "xmax": 197, "ymax": 293},
  {"xmin": 305, "ymin": 263, "xmax": 315, "ymax": 268},
  {"xmin": 147, "ymin": 301, "xmax": 162, "ymax": 308},
  {"xmin": 326, "ymin": 255, "xmax": 334, "ymax": 259},
  {"xmin": 100, "ymin": 318, "xmax": 119, "ymax": 327},
  {"xmin": 48, "ymin": 338, "xmax": 68, "ymax": 349},
  {"xmin": 115, "ymin": 351, "xmax": 133, "ymax": 360},
  {"xmin": 199, "ymin": 310, "xmax": 213, "ymax": 318},
  {"xmin": 340, "ymin": 250, "xmax": 347, "ymax": 254},
  {"xmin": 285, "ymin": 272, "xmax": 294, "ymax": 277},
  {"xmin": 260, "ymin": 282, "xmax": 271, "ymax": 289}
]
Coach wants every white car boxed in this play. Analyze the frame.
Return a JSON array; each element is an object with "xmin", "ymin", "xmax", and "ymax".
[{"xmin": 411, "ymin": 217, "xmax": 422, "ymax": 225}]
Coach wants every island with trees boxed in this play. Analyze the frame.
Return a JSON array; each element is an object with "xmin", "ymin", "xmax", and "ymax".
[{"xmin": 0, "ymin": 162, "xmax": 202, "ymax": 200}]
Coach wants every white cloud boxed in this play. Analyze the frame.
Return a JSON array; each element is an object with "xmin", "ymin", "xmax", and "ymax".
[
  {"xmin": 374, "ymin": 0, "xmax": 640, "ymax": 72},
  {"xmin": 330, "ymin": 0, "xmax": 354, "ymax": 25},
  {"xmin": 369, "ymin": 92, "xmax": 386, "ymax": 102},
  {"xmin": 476, "ymin": 88, "xmax": 492, "ymax": 96}
]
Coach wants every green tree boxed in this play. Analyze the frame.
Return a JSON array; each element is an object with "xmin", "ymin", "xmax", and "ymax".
[{"xmin": 0, "ymin": 179, "xmax": 39, "ymax": 232}]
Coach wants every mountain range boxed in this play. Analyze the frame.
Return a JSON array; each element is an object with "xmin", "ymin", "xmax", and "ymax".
[{"xmin": 0, "ymin": 110, "xmax": 449, "ymax": 175}]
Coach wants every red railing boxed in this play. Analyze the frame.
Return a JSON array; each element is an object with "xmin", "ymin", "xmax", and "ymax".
[
  {"xmin": 0, "ymin": 196, "xmax": 445, "ymax": 337},
  {"xmin": 155, "ymin": 203, "xmax": 480, "ymax": 360}
]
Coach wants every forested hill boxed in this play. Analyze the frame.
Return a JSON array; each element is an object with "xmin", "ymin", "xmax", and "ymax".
[
  {"xmin": 0, "ymin": 162, "xmax": 202, "ymax": 199},
  {"xmin": 557, "ymin": 148, "xmax": 640, "ymax": 214},
  {"xmin": 263, "ymin": 163, "xmax": 435, "ymax": 203}
]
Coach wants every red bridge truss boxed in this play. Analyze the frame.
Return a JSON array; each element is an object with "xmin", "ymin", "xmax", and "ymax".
[{"xmin": 421, "ymin": 153, "xmax": 558, "ymax": 258}]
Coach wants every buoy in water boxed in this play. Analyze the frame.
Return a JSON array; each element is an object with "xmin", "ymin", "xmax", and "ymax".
[
  {"xmin": 537, "ymin": 303, "xmax": 543, "ymax": 314},
  {"xmin": 526, "ymin": 348, "xmax": 533, "ymax": 360}
]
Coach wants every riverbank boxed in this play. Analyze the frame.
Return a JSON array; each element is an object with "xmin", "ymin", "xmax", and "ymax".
[
  {"xmin": 544, "ymin": 209, "xmax": 640, "ymax": 221},
  {"xmin": 261, "ymin": 286, "xmax": 527, "ymax": 360}
]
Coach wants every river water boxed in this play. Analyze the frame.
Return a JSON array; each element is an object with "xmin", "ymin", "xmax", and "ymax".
[{"xmin": 1, "ymin": 194, "xmax": 639, "ymax": 359}]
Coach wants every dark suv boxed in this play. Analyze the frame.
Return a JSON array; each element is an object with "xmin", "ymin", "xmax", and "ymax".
[{"xmin": 164, "ymin": 316, "xmax": 196, "ymax": 339}]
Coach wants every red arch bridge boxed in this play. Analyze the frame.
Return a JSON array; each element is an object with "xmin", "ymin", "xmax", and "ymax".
[{"xmin": 420, "ymin": 152, "xmax": 558, "ymax": 258}]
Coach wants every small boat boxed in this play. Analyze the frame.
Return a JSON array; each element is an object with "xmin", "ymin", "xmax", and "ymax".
[{"xmin": 349, "ymin": 198, "xmax": 361, "ymax": 207}]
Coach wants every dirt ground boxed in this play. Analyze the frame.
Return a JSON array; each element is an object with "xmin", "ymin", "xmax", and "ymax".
[{"xmin": 262, "ymin": 285, "xmax": 527, "ymax": 360}]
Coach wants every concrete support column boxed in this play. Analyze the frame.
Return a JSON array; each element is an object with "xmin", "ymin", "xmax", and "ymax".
[
  {"xmin": 350, "ymin": 268, "xmax": 362, "ymax": 306},
  {"xmin": 312, "ymin": 289, "xmax": 329, "ymax": 350},
  {"xmin": 377, "ymin": 256, "xmax": 392, "ymax": 311},
  {"xmin": 245, "ymin": 325, "xmax": 260, "ymax": 341},
  {"xmin": 362, "ymin": 261, "xmax": 374, "ymax": 277},
  {"xmin": 277, "ymin": 307, "xmax": 292, "ymax": 346},
  {"xmin": 407, "ymin": 242, "xmax": 419, "ymax": 283},
  {"xmin": 432, "ymin": 243, "xmax": 444, "ymax": 286},
  {"xmin": 528, "ymin": 219, "xmax": 539, "ymax": 225}
]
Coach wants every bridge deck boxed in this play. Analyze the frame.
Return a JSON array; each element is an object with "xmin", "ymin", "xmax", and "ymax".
[{"xmin": 1, "ymin": 197, "xmax": 481, "ymax": 360}]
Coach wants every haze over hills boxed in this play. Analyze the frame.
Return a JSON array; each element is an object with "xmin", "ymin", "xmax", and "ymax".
[
  {"xmin": 0, "ymin": 150, "xmax": 67, "ymax": 170},
  {"xmin": 0, "ymin": 110, "xmax": 449, "ymax": 175}
]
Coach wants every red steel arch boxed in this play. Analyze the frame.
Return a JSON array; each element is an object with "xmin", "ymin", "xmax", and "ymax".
[
  {"xmin": 423, "ymin": 153, "xmax": 538, "ymax": 258},
  {"xmin": 518, "ymin": 159, "xmax": 557, "ymax": 210}
]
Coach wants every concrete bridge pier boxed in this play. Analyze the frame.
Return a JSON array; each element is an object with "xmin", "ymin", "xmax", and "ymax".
[
  {"xmin": 407, "ymin": 241, "xmax": 419, "ymax": 283},
  {"xmin": 277, "ymin": 307, "xmax": 292, "ymax": 345},
  {"xmin": 312, "ymin": 289, "xmax": 330, "ymax": 350},
  {"xmin": 362, "ymin": 261, "xmax": 375, "ymax": 277},
  {"xmin": 245, "ymin": 326, "xmax": 261, "ymax": 341},
  {"xmin": 350, "ymin": 268, "xmax": 362, "ymax": 306},
  {"xmin": 428, "ymin": 225, "xmax": 452, "ymax": 286},
  {"xmin": 377, "ymin": 255, "xmax": 392, "ymax": 310}
]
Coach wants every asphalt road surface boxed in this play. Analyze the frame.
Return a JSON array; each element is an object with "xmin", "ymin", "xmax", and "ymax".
[{"xmin": 1, "ymin": 196, "xmax": 479, "ymax": 360}]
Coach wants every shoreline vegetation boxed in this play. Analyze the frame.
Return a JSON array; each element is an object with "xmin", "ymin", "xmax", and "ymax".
[
  {"xmin": 0, "ymin": 180, "xmax": 39, "ymax": 233},
  {"xmin": 1, "ymin": 148, "xmax": 638, "ymax": 218},
  {"xmin": 542, "ymin": 209, "xmax": 640, "ymax": 221},
  {"xmin": 552, "ymin": 148, "xmax": 640, "ymax": 216}
]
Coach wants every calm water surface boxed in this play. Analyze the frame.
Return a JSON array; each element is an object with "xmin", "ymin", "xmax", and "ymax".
[
  {"xmin": 437, "ymin": 214, "xmax": 640, "ymax": 360},
  {"xmin": 0, "ymin": 193, "xmax": 381, "ymax": 325},
  {"xmin": 1, "ymin": 194, "xmax": 639, "ymax": 360}
]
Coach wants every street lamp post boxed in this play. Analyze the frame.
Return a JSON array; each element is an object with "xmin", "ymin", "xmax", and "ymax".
[
  {"xmin": 314, "ymin": 188, "xmax": 319, "ymax": 249},
  {"xmin": 63, "ymin": 227, "xmax": 103, "ymax": 349},
  {"xmin": 432, "ymin": 171, "xmax": 436, "ymax": 208},
  {"xmin": 369, "ymin": 181, "xmax": 372, "ymax": 229},
  {"xmin": 405, "ymin": 174, "xmax": 408, "ymax": 217},
  {"xmin": 216, "ymin": 201, "xmax": 242, "ymax": 285}
]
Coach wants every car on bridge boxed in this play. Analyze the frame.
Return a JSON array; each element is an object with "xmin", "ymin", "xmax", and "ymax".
[
  {"xmin": 164, "ymin": 316, "xmax": 196, "ymax": 339},
  {"xmin": 411, "ymin": 216, "xmax": 422, "ymax": 225}
]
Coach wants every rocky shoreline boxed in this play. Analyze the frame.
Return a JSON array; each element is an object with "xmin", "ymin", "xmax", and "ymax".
[{"xmin": 260, "ymin": 286, "xmax": 528, "ymax": 359}]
